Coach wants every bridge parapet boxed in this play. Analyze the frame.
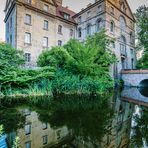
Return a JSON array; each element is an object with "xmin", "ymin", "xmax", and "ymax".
[
  {"xmin": 121, "ymin": 69, "xmax": 148, "ymax": 87},
  {"xmin": 121, "ymin": 69, "xmax": 148, "ymax": 74}
]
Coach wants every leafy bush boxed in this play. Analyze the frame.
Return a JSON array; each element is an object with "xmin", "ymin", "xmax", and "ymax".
[
  {"xmin": 38, "ymin": 30, "xmax": 116, "ymax": 94},
  {"xmin": 0, "ymin": 43, "xmax": 55, "ymax": 96}
]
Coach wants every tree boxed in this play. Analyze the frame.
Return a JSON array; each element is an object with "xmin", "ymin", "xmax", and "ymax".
[
  {"xmin": 0, "ymin": 43, "xmax": 24, "ymax": 71},
  {"xmin": 135, "ymin": 5, "xmax": 148, "ymax": 69},
  {"xmin": 38, "ymin": 30, "xmax": 116, "ymax": 78},
  {"xmin": 37, "ymin": 30, "xmax": 116, "ymax": 93}
]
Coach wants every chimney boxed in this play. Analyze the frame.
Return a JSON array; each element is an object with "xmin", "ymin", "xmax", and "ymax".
[{"xmin": 55, "ymin": 0, "xmax": 63, "ymax": 6}]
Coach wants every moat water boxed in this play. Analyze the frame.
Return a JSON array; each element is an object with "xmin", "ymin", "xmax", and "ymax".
[{"xmin": 0, "ymin": 87, "xmax": 148, "ymax": 148}]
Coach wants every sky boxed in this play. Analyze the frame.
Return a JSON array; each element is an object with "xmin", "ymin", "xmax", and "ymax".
[{"xmin": 0, "ymin": 0, "xmax": 148, "ymax": 41}]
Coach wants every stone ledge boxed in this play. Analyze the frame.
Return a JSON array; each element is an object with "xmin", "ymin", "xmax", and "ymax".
[{"xmin": 121, "ymin": 69, "xmax": 148, "ymax": 74}]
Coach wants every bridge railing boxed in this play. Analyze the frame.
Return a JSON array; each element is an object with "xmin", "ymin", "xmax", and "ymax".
[{"xmin": 121, "ymin": 69, "xmax": 148, "ymax": 74}]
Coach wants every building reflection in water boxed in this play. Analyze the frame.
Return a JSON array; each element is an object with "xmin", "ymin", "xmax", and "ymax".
[{"xmin": 2, "ymin": 91, "xmax": 135, "ymax": 148}]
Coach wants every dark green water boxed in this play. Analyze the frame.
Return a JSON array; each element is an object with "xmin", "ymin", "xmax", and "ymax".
[{"xmin": 0, "ymin": 87, "xmax": 148, "ymax": 148}]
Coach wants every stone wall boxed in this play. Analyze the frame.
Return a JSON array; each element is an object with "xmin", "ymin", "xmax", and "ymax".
[{"xmin": 121, "ymin": 70, "xmax": 148, "ymax": 87}]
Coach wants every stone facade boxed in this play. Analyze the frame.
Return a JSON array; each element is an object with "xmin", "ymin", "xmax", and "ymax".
[
  {"xmin": 121, "ymin": 70, "xmax": 148, "ymax": 86},
  {"xmin": 5, "ymin": 0, "xmax": 136, "ymax": 75},
  {"xmin": 73, "ymin": 0, "xmax": 136, "ymax": 78},
  {"xmin": 4, "ymin": 0, "xmax": 76, "ymax": 67},
  {"xmin": 7, "ymin": 109, "xmax": 70, "ymax": 148}
]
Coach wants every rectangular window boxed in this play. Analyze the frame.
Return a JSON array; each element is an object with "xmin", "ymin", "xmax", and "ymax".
[
  {"xmin": 44, "ymin": 20, "xmax": 48, "ymax": 30},
  {"xmin": 130, "ymin": 48, "xmax": 134, "ymax": 55},
  {"xmin": 25, "ymin": 14, "xmax": 31, "ymax": 25},
  {"xmin": 87, "ymin": 11, "xmax": 91, "ymax": 18},
  {"xmin": 58, "ymin": 25, "xmax": 62, "ymax": 34},
  {"xmin": 23, "ymin": 109, "xmax": 31, "ymax": 116},
  {"xmin": 43, "ymin": 135, "xmax": 48, "ymax": 145},
  {"xmin": 57, "ymin": 130, "xmax": 61, "ymax": 140},
  {"xmin": 7, "ymin": 22, "xmax": 9, "ymax": 33},
  {"xmin": 25, "ymin": 123, "xmax": 31, "ymax": 135},
  {"xmin": 98, "ymin": 5, "xmax": 102, "ymax": 13},
  {"xmin": 44, "ymin": 4, "xmax": 49, "ymax": 12},
  {"xmin": 58, "ymin": 40, "xmax": 62, "ymax": 46},
  {"xmin": 10, "ymin": 17, "xmax": 12, "ymax": 28},
  {"xmin": 111, "ymin": 7, "xmax": 114, "ymax": 15},
  {"xmin": 10, "ymin": 34, "xmax": 12, "ymax": 45},
  {"xmin": 64, "ymin": 13, "xmax": 70, "ymax": 20},
  {"xmin": 25, "ymin": 33, "xmax": 31, "ymax": 44},
  {"xmin": 42, "ymin": 123, "xmax": 48, "ymax": 130},
  {"xmin": 25, "ymin": 53, "xmax": 31, "ymax": 62},
  {"xmin": 25, "ymin": 141, "xmax": 31, "ymax": 148},
  {"xmin": 25, "ymin": 0, "xmax": 31, "ymax": 4},
  {"xmin": 78, "ymin": 16, "xmax": 81, "ymax": 23},
  {"xmin": 43, "ymin": 37, "xmax": 48, "ymax": 47},
  {"xmin": 70, "ymin": 29, "xmax": 73, "ymax": 37},
  {"xmin": 111, "ymin": 41, "xmax": 115, "ymax": 49}
]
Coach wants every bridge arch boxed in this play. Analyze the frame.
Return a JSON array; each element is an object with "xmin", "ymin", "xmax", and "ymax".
[
  {"xmin": 121, "ymin": 70, "xmax": 148, "ymax": 87},
  {"xmin": 139, "ymin": 79, "xmax": 148, "ymax": 88}
]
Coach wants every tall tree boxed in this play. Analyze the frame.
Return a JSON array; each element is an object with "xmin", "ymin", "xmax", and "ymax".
[{"xmin": 135, "ymin": 5, "xmax": 148, "ymax": 69}]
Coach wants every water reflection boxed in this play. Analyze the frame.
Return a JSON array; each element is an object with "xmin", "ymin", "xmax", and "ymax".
[
  {"xmin": 0, "ymin": 88, "xmax": 147, "ymax": 148},
  {"xmin": 138, "ymin": 87, "xmax": 148, "ymax": 97}
]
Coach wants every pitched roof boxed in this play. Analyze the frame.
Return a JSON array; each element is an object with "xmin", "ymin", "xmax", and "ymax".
[{"xmin": 56, "ymin": 5, "xmax": 76, "ymax": 23}]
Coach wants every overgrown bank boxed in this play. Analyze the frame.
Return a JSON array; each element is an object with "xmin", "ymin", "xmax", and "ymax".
[{"xmin": 0, "ymin": 31, "xmax": 116, "ymax": 97}]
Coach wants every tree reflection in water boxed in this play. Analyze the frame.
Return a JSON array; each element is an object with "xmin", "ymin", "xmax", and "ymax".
[
  {"xmin": 130, "ymin": 106, "xmax": 148, "ymax": 148},
  {"xmin": 0, "ymin": 90, "xmax": 146, "ymax": 147},
  {"xmin": 38, "ymin": 94, "xmax": 114, "ymax": 144}
]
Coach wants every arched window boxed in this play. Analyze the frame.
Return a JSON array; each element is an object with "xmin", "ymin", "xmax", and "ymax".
[
  {"xmin": 120, "ymin": 35, "xmax": 126, "ymax": 55},
  {"xmin": 86, "ymin": 24, "xmax": 91, "ymax": 35},
  {"xmin": 96, "ymin": 19, "xmax": 102, "ymax": 31},
  {"xmin": 130, "ymin": 32, "xmax": 133, "ymax": 43},
  {"xmin": 78, "ymin": 27, "xmax": 82, "ymax": 38},
  {"xmin": 119, "ymin": 16, "xmax": 126, "ymax": 32},
  {"xmin": 110, "ymin": 21, "xmax": 115, "ymax": 33}
]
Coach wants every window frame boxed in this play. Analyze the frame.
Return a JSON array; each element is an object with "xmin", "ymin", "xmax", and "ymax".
[
  {"xmin": 58, "ymin": 25, "xmax": 62, "ymax": 34},
  {"xmin": 25, "ymin": 141, "xmax": 31, "ymax": 148},
  {"xmin": 25, "ymin": 0, "xmax": 31, "ymax": 4},
  {"xmin": 98, "ymin": 5, "xmax": 102, "ymax": 13},
  {"xmin": 25, "ymin": 14, "xmax": 31, "ymax": 25},
  {"xmin": 58, "ymin": 40, "xmax": 62, "ymax": 46},
  {"xmin": 43, "ymin": 20, "xmax": 48, "ymax": 30},
  {"xmin": 25, "ymin": 32, "xmax": 31, "ymax": 44},
  {"xmin": 78, "ymin": 27, "xmax": 82, "ymax": 38},
  {"xmin": 44, "ymin": 4, "xmax": 49, "ymax": 12},
  {"xmin": 25, "ymin": 123, "xmax": 31, "ymax": 135},
  {"xmin": 43, "ymin": 37, "xmax": 48, "ymax": 48},
  {"xmin": 25, "ymin": 53, "xmax": 31, "ymax": 62},
  {"xmin": 110, "ymin": 21, "xmax": 115, "ymax": 33},
  {"xmin": 43, "ymin": 135, "xmax": 48, "ymax": 145}
]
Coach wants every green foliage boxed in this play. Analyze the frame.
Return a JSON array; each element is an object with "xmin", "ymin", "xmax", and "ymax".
[
  {"xmin": 130, "ymin": 107, "xmax": 148, "ymax": 147},
  {"xmin": 135, "ymin": 5, "xmax": 148, "ymax": 69},
  {"xmin": 0, "ymin": 125, "xmax": 3, "ymax": 137},
  {"xmin": 0, "ymin": 43, "xmax": 24, "ymax": 70},
  {"xmin": 38, "ymin": 30, "xmax": 116, "ymax": 93},
  {"xmin": 12, "ymin": 137, "xmax": 20, "ymax": 148},
  {"xmin": 137, "ymin": 51, "xmax": 148, "ymax": 69},
  {"xmin": 0, "ymin": 43, "xmax": 55, "ymax": 96},
  {"xmin": 51, "ymin": 70, "xmax": 113, "ymax": 94}
]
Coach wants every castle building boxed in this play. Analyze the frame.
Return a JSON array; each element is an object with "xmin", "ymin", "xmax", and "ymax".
[
  {"xmin": 4, "ymin": 0, "xmax": 76, "ymax": 66},
  {"xmin": 4, "ymin": 0, "xmax": 136, "ymax": 75}
]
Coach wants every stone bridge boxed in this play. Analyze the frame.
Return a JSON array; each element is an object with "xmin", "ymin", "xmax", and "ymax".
[
  {"xmin": 121, "ymin": 70, "xmax": 148, "ymax": 87},
  {"xmin": 121, "ymin": 87, "xmax": 148, "ymax": 107}
]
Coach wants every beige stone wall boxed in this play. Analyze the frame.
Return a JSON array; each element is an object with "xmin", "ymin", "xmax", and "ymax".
[
  {"xmin": 16, "ymin": 1, "xmax": 75, "ymax": 66},
  {"xmin": 18, "ymin": 0, "xmax": 56, "ymax": 15},
  {"xmin": 56, "ymin": 19, "xmax": 75, "ymax": 46},
  {"xmin": 16, "ymin": 4, "xmax": 57, "ymax": 66},
  {"xmin": 17, "ymin": 111, "xmax": 69, "ymax": 148}
]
